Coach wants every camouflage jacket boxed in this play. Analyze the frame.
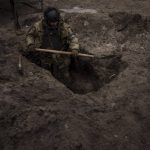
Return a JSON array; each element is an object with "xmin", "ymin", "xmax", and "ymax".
[{"xmin": 26, "ymin": 19, "xmax": 80, "ymax": 51}]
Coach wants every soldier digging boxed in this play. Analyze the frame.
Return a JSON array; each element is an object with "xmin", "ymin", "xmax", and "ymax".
[{"xmin": 26, "ymin": 7, "xmax": 80, "ymax": 82}]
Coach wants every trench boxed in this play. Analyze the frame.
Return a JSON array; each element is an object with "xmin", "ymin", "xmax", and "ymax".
[
  {"xmin": 25, "ymin": 51, "xmax": 125, "ymax": 94},
  {"xmin": 21, "ymin": 11, "xmax": 140, "ymax": 94}
]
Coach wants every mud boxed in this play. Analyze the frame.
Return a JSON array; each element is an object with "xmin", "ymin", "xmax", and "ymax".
[{"xmin": 0, "ymin": 0, "xmax": 150, "ymax": 150}]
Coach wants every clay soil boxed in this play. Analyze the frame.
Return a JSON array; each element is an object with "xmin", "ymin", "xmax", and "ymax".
[{"xmin": 0, "ymin": 0, "xmax": 150, "ymax": 150}]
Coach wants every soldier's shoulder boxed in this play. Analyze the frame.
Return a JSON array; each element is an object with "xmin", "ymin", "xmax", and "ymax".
[
  {"xmin": 63, "ymin": 22, "xmax": 71, "ymax": 29},
  {"xmin": 33, "ymin": 20, "xmax": 43, "ymax": 31},
  {"xmin": 60, "ymin": 19, "xmax": 70, "ymax": 29}
]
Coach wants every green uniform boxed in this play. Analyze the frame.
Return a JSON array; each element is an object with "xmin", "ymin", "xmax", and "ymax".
[{"xmin": 26, "ymin": 19, "xmax": 80, "ymax": 81}]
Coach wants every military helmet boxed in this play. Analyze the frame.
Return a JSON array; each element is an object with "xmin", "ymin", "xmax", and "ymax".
[{"xmin": 44, "ymin": 7, "xmax": 60, "ymax": 23}]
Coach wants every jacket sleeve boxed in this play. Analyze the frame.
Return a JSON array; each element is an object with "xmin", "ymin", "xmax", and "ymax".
[
  {"xmin": 64, "ymin": 23, "xmax": 80, "ymax": 51},
  {"xmin": 26, "ymin": 25, "xmax": 37, "ymax": 47}
]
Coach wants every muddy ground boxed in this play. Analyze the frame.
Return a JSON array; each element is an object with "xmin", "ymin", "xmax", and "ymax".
[{"xmin": 0, "ymin": 0, "xmax": 150, "ymax": 150}]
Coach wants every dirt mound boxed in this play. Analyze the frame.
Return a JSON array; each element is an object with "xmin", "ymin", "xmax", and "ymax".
[
  {"xmin": 0, "ymin": 46, "xmax": 124, "ymax": 150},
  {"xmin": 110, "ymin": 11, "xmax": 150, "ymax": 33}
]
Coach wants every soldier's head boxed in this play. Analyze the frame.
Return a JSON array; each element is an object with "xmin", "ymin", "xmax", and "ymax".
[{"xmin": 44, "ymin": 7, "xmax": 60, "ymax": 28}]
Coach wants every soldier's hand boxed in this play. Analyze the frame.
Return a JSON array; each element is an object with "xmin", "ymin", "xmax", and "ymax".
[
  {"xmin": 28, "ymin": 44, "xmax": 35, "ymax": 52},
  {"xmin": 71, "ymin": 49, "xmax": 78, "ymax": 57}
]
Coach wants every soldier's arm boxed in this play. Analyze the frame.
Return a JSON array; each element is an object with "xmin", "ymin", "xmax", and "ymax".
[
  {"xmin": 26, "ymin": 25, "xmax": 37, "ymax": 47},
  {"xmin": 64, "ymin": 23, "xmax": 80, "ymax": 51}
]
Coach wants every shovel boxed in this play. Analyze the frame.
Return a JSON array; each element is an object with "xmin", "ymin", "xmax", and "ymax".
[{"xmin": 35, "ymin": 48, "xmax": 121, "ymax": 59}]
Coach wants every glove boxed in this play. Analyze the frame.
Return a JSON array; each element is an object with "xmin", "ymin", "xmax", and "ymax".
[
  {"xmin": 28, "ymin": 44, "xmax": 35, "ymax": 51},
  {"xmin": 71, "ymin": 49, "xmax": 78, "ymax": 57}
]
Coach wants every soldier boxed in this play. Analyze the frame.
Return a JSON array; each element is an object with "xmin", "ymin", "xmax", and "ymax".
[{"xmin": 26, "ymin": 7, "xmax": 80, "ymax": 81}]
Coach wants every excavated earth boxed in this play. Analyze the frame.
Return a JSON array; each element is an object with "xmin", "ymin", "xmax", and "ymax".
[{"xmin": 0, "ymin": 0, "xmax": 150, "ymax": 150}]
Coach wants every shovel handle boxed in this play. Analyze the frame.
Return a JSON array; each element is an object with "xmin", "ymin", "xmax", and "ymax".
[{"xmin": 35, "ymin": 48, "xmax": 94, "ymax": 58}]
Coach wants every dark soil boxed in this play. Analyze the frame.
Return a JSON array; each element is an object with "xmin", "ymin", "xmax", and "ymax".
[
  {"xmin": 0, "ymin": 0, "xmax": 150, "ymax": 150},
  {"xmin": 25, "ymin": 51, "xmax": 125, "ymax": 94}
]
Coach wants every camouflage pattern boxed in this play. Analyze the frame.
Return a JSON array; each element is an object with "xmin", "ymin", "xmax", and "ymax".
[
  {"xmin": 26, "ymin": 19, "xmax": 79, "ymax": 81},
  {"xmin": 26, "ymin": 19, "xmax": 80, "ymax": 51}
]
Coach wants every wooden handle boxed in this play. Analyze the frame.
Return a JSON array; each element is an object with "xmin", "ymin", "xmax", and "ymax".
[{"xmin": 35, "ymin": 48, "xmax": 94, "ymax": 58}]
